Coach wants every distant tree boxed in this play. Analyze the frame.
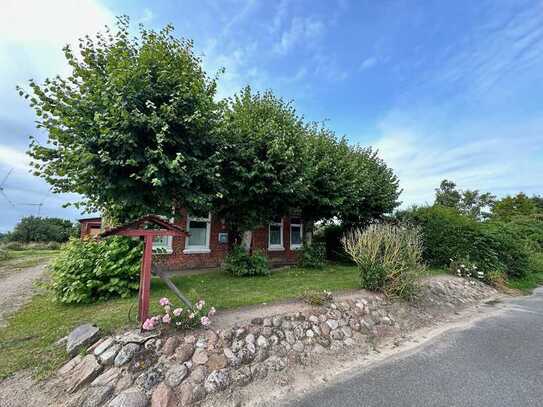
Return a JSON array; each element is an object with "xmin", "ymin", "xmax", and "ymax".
[
  {"xmin": 492, "ymin": 193, "xmax": 540, "ymax": 221},
  {"xmin": 20, "ymin": 17, "xmax": 222, "ymax": 222},
  {"xmin": 9, "ymin": 216, "xmax": 75, "ymax": 243},
  {"xmin": 434, "ymin": 179, "xmax": 495, "ymax": 220}
]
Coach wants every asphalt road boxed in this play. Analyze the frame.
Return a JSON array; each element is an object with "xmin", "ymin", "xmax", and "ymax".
[{"xmin": 291, "ymin": 287, "xmax": 543, "ymax": 407}]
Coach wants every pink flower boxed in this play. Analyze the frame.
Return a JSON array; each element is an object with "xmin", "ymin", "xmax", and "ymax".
[
  {"xmin": 142, "ymin": 318, "xmax": 155, "ymax": 331},
  {"xmin": 151, "ymin": 316, "xmax": 160, "ymax": 323},
  {"xmin": 188, "ymin": 313, "xmax": 195, "ymax": 319},
  {"xmin": 208, "ymin": 307, "xmax": 216, "ymax": 317},
  {"xmin": 159, "ymin": 297, "xmax": 170, "ymax": 307},
  {"xmin": 196, "ymin": 300, "xmax": 205, "ymax": 310},
  {"xmin": 162, "ymin": 314, "xmax": 171, "ymax": 324},
  {"xmin": 173, "ymin": 308, "xmax": 183, "ymax": 317},
  {"xmin": 164, "ymin": 305, "xmax": 171, "ymax": 312},
  {"xmin": 200, "ymin": 316, "xmax": 210, "ymax": 327}
]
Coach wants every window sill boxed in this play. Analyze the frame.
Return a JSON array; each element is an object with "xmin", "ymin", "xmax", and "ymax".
[
  {"xmin": 290, "ymin": 245, "xmax": 302, "ymax": 251},
  {"xmin": 268, "ymin": 246, "xmax": 285, "ymax": 252},
  {"xmin": 183, "ymin": 248, "xmax": 211, "ymax": 254},
  {"xmin": 153, "ymin": 249, "xmax": 173, "ymax": 255}
]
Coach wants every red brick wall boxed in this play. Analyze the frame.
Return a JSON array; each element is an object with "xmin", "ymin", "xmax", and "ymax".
[{"xmin": 155, "ymin": 212, "xmax": 300, "ymax": 270}]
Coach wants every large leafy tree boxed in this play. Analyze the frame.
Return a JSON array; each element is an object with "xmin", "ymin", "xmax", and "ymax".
[
  {"xmin": 434, "ymin": 179, "xmax": 495, "ymax": 220},
  {"xmin": 21, "ymin": 17, "xmax": 222, "ymax": 222},
  {"xmin": 214, "ymin": 87, "xmax": 306, "ymax": 239},
  {"xmin": 8, "ymin": 216, "xmax": 76, "ymax": 243},
  {"xmin": 492, "ymin": 193, "xmax": 541, "ymax": 221}
]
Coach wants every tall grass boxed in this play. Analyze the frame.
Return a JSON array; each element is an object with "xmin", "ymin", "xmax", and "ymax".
[{"xmin": 342, "ymin": 223, "xmax": 426, "ymax": 300}]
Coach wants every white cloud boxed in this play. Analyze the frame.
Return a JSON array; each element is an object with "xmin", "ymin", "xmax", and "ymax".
[
  {"xmin": 274, "ymin": 17, "xmax": 325, "ymax": 55},
  {"xmin": 371, "ymin": 115, "xmax": 543, "ymax": 207},
  {"xmin": 360, "ymin": 57, "xmax": 377, "ymax": 70},
  {"xmin": 0, "ymin": 145, "xmax": 30, "ymax": 172}
]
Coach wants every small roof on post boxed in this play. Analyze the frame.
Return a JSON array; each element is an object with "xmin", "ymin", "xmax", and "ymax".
[{"xmin": 100, "ymin": 214, "xmax": 187, "ymax": 238}]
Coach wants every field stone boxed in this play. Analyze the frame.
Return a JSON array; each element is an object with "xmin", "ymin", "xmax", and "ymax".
[
  {"xmin": 320, "ymin": 323, "xmax": 331, "ymax": 337},
  {"xmin": 116, "ymin": 330, "xmax": 159, "ymax": 345},
  {"xmin": 91, "ymin": 367, "xmax": 121, "ymax": 387},
  {"xmin": 114, "ymin": 343, "xmax": 139, "ymax": 366},
  {"xmin": 59, "ymin": 355, "xmax": 83, "ymax": 376},
  {"xmin": 207, "ymin": 353, "xmax": 228, "ymax": 371},
  {"xmin": 256, "ymin": 335, "xmax": 269, "ymax": 348},
  {"xmin": 99, "ymin": 344, "xmax": 121, "ymax": 365},
  {"xmin": 67, "ymin": 324, "xmax": 100, "ymax": 356},
  {"xmin": 341, "ymin": 326, "xmax": 353, "ymax": 338},
  {"xmin": 136, "ymin": 366, "xmax": 164, "ymax": 391},
  {"xmin": 107, "ymin": 388, "xmax": 148, "ymax": 407},
  {"xmin": 192, "ymin": 348, "xmax": 208, "ymax": 365},
  {"xmin": 231, "ymin": 366, "xmax": 252, "ymax": 387},
  {"xmin": 80, "ymin": 384, "xmax": 114, "ymax": 407},
  {"xmin": 176, "ymin": 382, "xmax": 194, "ymax": 406},
  {"xmin": 175, "ymin": 343, "xmax": 195, "ymax": 363},
  {"xmin": 93, "ymin": 337, "xmax": 115, "ymax": 356},
  {"xmin": 293, "ymin": 342, "xmax": 304, "ymax": 353},
  {"xmin": 165, "ymin": 364, "xmax": 188, "ymax": 387},
  {"xmin": 326, "ymin": 319, "xmax": 339, "ymax": 330},
  {"xmin": 261, "ymin": 327, "xmax": 273, "ymax": 337},
  {"xmin": 66, "ymin": 355, "xmax": 103, "ymax": 393},
  {"xmin": 330, "ymin": 329, "xmax": 344, "ymax": 341},
  {"xmin": 245, "ymin": 333, "xmax": 255, "ymax": 344},
  {"xmin": 151, "ymin": 382, "xmax": 175, "ymax": 407},
  {"xmin": 272, "ymin": 316, "xmax": 282, "ymax": 327},
  {"xmin": 263, "ymin": 318, "xmax": 272, "ymax": 327},
  {"xmin": 204, "ymin": 369, "xmax": 230, "ymax": 393},
  {"xmin": 162, "ymin": 337, "xmax": 179, "ymax": 356},
  {"xmin": 190, "ymin": 365, "xmax": 207, "ymax": 384}
]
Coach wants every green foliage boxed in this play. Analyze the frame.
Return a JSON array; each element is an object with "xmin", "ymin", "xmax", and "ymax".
[
  {"xmin": 49, "ymin": 237, "xmax": 142, "ymax": 304},
  {"xmin": 7, "ymin": 216, "xmax": 75, "ymax": 243},
  {"xmin": 297, "ymin": 242, "xmax": 326, "ymax": 269},
  {"xmin": 492, "ymin": 193, "xmax": 541, "ymax": 221},
  {"xmin": 21, "ymin": 17, "xmax": 222, "ymax": 221},
  {"xmin": 315, "ymin": 224, "xmax": 355, "ymax": 263},
  {"xmin": 222, "ymin": 245, "xmax": 270, "ymax": 277},
  {"xmin": 434, "ymin": 179, "xmax": 495, "ymax": 220},
  {"xmin": 0, "ymin": 248, "xmax": 11, "ymax": 261},
  {"xmin": 342, "ymin": 224, "xmax": 426, "ymax": 300}
]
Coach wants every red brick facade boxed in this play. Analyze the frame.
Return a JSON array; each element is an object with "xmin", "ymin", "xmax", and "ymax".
[
  {"xmin": 156, "ymin": 211, "xmax": 302, "ymax": 270},
  {"xmin": 81, "ymin": 212, "xmax": 303, "ymax": 271}
]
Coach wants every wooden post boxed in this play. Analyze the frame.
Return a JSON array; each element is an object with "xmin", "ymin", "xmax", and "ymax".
[{"xmin": 138, "ymin": 235, "xmax": 154, "ymax": 323}]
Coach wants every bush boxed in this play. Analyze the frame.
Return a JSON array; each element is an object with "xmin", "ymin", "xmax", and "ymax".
[
  {"xmin": 342, "ymin": 223, "xmax": 426, "ymax": 300},
  {"xmin": 8, "ymin": 216, "xmax": 76, "ymax": 243},
  {"xmin": 315, "ymin": 224, "xmax": 354, "ymax": 263},
  {"xmin": 222, "ymin": 245, "xmax": 270, "ymax": 277},
  {"xmin": 297, "ymin": 242, "xmax": 326, "ymax": 268},
  {"xmin": 49, "ymin": 237, "xmax": 142, "ymax": 304}
]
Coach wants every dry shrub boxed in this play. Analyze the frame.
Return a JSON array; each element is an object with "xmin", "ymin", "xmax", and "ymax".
[{"xmin": 342, "ymin": 223, "xmax": 426, "ymax": 300}]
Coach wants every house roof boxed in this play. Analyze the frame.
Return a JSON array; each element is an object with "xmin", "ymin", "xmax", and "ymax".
[
  {"xmin": 78, "ymin": 217, "xmax": 102, "ymax": 223},
  {"xmin": 100, "ymin": 214, "xmax": 186, "ymax": 238}
]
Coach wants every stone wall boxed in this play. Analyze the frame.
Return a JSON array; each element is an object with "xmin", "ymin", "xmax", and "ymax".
[{"xmin": 57, "ymin": 278, "xmax": 497, "ymax": 407}]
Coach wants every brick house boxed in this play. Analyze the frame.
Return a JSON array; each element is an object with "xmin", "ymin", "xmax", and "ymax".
[{"xmin": 79, "ymin": 210, "xmax": 304, "ymax": 270}]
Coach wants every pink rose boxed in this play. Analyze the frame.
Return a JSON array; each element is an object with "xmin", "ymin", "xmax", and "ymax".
[
  {"xmin": 173, "ymin": 308, "xmax": 183, "ymax": 317},
  {"xmin": 159, "ymin": 297, "xmax": 170, "ymax": 307},
  {"xmin": 162, "ymin": 314, "xmax": 171, "ymax": 324},
  {"xmin": 200, "ymin": 316, "xmax": 210, "ymax": 327}
]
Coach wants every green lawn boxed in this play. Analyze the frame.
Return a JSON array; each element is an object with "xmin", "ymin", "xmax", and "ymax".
[
  {"xmin": 0, "ymin": 264, "xmax": 360, "ymax": 379},
  {"xmin": 0, "ymin": 249, "xmax": 59, "ymax": 277},
  {"xmin": 507, "ymin": 272, "xmax": 543, "ymax": 294}
]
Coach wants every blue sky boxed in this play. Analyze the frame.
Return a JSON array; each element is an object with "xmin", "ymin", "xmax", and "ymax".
[{"xmin": 1, "ymin": 0, "xmax": 542, "ymax": 231}]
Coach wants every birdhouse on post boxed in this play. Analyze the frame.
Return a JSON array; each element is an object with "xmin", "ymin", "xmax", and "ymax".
[{"xmin": 101, "ymin": 215, "xmax": 187, "ymax": 325}]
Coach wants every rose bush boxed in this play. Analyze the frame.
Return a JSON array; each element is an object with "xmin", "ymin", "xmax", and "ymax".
[{"xmin": 142, "ymin": 297, "xmax": 216, "ymax": 331}]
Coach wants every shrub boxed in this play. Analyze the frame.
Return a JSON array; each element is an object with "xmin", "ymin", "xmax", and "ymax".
[
  {"xmin": 297, "ymin": 242, "xmax": 326, "ymax": 268},
  {"xmin": 222, "ymin": 245, "xmax": 270, "ymax": 277},
  {"xmin": 342, "ymin": 223, "xmax": 426, "ymax": 300},
  {"xmin": 315, "ymin": 224, "xmax": 354, "ymax": 263},
  {"xmin": 448, "ymin": 258, "xmax": 485, "ymax": 281},
  {"xmin": 49, "ymin": 237, "xmax": 142, "ymax": 304}
]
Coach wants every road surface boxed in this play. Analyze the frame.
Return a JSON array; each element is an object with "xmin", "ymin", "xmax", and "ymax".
[{"xmin": 291, "ymin": 287, "xmax": 543, "ymax": 407}]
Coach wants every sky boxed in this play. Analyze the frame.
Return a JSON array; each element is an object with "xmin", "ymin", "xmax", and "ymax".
[{"xmin": 1, "ymin": 0, "xmax": 542, "ymax": 232}]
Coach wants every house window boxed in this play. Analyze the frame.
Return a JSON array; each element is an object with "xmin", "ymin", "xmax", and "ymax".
[
  {"xmin": 153, "ymin": 216, "xmax": 173, "ymax": 253},
  {"xmin": 268, "ymin": 217, "xmax": 284, "ymax": 251},
  {"xmin": 290, "ymin": 217, "xmax": 303, "ymax": 250},
  {"xmin": 153, "ymin": 235, "xmax": 173, "ymax": 254},
  {"xmin": 184, "ymin": 213, "xmax": 211, "ymax": 254}
]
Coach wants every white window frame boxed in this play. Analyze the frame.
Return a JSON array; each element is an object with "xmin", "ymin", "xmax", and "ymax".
[
  {"xmin": 268, "ymin": 218, "xmax": 284, "ymax": 251},
  {"xmin": 290, "ymin": 219, "xmax": 303, "ymax": 250},
  {"xmin": 152, "ymin": 217, "xmax": 173, "ymax": 254},
  {"xmin": 183, "ymin": 213, "xmax": 212, "ymax": 254}
]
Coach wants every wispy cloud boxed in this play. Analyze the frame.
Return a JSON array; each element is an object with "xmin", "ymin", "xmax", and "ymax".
[
  {"xmin": 273, "ymin": 16, "xmax": 325, "ymax": 55},
  {"xmin": 360, "ymin": 57, "xmax": 377, "ymax": 70}
]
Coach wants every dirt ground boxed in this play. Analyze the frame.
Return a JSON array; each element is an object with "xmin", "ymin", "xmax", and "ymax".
[{"xmin": 0, "ymin": 263, "xmax": 47, "ymax": 328}]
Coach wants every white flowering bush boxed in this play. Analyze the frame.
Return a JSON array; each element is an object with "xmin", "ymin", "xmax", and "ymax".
[
  {"xmin": 449, "ymin": 258, "xmax": 485, "ymax": 281},
  {"xmin": 142, "ymin": 297, "xmax": 216, "ymax": 331}
]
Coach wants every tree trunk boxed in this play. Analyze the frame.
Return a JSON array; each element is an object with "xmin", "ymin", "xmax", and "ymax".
[{"xmin": 241, "ymin": 230, "xmax": 252, "ymax": 253}]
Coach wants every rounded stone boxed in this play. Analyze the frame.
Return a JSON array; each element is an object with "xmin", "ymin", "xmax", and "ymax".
[
  {"xmin": 175, "ymin": 343, "xmax": 195, "ymax": 363},
  {"xmin": 151, "ymin": 382, "xmax": 175, "ymax": 407},
  {"xmin": 107, "ymin": 388, "xmax": 148, "ymax": 407},
  {"xmin": 162, "ymin": 337, "xmax": 179, "ymax": 356},
  {"xmin": 192, "ymin": 349, "xmax": 208, "ymax": 365},
  {"xmin": 207, "ymin": 353, "xmax": 228, "ymax": 371},
  {"xmin": 165, "ymin": 364, "xmax": 188, "ymax": 387}
]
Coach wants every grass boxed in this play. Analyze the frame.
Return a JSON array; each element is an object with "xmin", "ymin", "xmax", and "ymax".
[
  {"xmin": 507, "ymin": 272, "xmax": 543, "ymax": 294},
  {"xmin": 0, "ymin": 249, "xmax": 59, "ymax": 277},
  {"xmin": 0, "ymin": 263, "xmax": 359, "ymax": 380}
]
